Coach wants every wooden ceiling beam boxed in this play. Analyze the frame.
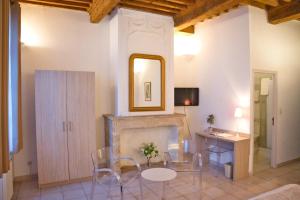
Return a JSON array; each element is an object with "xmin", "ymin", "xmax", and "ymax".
[
  {"xmin": 119, "ymin": 3, "xmax": 176, "ymax": 16},
  {"xmin": 166, "ymin": 0, "xmax": 195, "ymax": 5},
  {"xmin": 120, "ymin": 0, "xmax": 181, "ymax": 13},
  {"xmin": 241, "ymin": 0, "xmax": 266, "ymax": 9},
  {"xmin": 88, "ymin": 0, "xmax": 119, "ymax": 23},
  {"xmin": 62, "ymin": 0, "xmax": 92, "ymax": 4},
  {"xmin": 134, "ymin": 0, "xmax": 188, "ymax": 10},
  {"xmin": 253, "ymin": 0, "xmax": 278, "ymax": 6},
  {"xmin": 180, "ymin": 25, "xmax": 195, "ymax": 34},
  {"xmin": 174, "ymin": 0, "xmax": 240, "ymax": 30},
  {"xmin": 19, "ymin": 0, "xmax": 88, "ymax": 10},
  {"xmin": 22, "ymin": 0, "xmax": 90, "ymax": 7},
  {"xmin": 267, "ymin": 0, "xmax": 300, "ymax": 24}
]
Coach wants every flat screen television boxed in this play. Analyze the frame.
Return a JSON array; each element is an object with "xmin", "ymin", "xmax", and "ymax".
[{"xmin": 174, "ymin": 88, "xmax": 199, "ymax": 106}]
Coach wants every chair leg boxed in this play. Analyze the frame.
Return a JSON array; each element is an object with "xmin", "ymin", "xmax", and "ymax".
[
  {"xmin": 162, "ymin": 181, "xmax": 166, "ymax": 200},
  {"xmin": 192, "ymin": 171, "xmax": 202, "ymax": 188},
  {"xmin": 139, "ymin": 177, "xmax": 144, "ymax": 200},
  {"xmin": 107, "ymin": 178, "xmax": 113, "ymax": 199},
  {"xmin": 206, "ymin": 151, "xmax": 210, "ymax": 165},
  {"xmin": 120, "ymin": 185, "xmax": 124, "ymax": 200},
  {"xmin": 192, "ymin": 174, "xmax": 196, "ymax": 185},
  {"xmin": 215, "ymin": 153, "xmax": 221, "ymax": 177},
  {"xmin": 206, "ymin": 151, "xmax": 210, "ymax": 167},
  {"xmin": 90, "ymin": 175, "xmax": 96, "ymax": 200},
  {"xmin": 199, "ymin": 171, "xmax": 203, "ymax": 190}
]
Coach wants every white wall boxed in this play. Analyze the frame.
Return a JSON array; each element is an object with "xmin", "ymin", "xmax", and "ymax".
[
  {"xmin": 249, "ymin": 7, "xmax": 300, "ymax": 164},
  {"xmin": 174, "ymin": 7, "xmax": 251, "ymax": 145},
  {"xmin": 110, "ymin": 9, "xmax": 174, "ymax": 116},
  {"xmin": 14, "ymin": 4, "xmax": 112, "ymax": 177}
]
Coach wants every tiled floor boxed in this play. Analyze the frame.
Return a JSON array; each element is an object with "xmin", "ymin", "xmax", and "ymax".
[{"xmin": 13, "ymin": 160, "xmax": 300, "ymax": 200}]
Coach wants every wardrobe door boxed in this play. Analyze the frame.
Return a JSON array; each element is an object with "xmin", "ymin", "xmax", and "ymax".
[
  {"xmin": 66, "ymin": 71, "xmax": 96, "ymax": 180},
  {"xmin": 35, "ymin": 70, "xmax": 69, "ymax": 186}
]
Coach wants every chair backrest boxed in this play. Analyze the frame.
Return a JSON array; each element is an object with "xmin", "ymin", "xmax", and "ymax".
[
  {"xmin": 164, "ymin": 150, "xmax": 203, "ymax": 170},
  {"xmin": 192, "ymin": 152, "xmax": 203, "ymax": 169},
  {"xmin": 91, "ymin": 147, "xmax": 111, "ymax": 171},
  {"xmin": 163, "ymin": 152, "xmax": 172, "ymax": 167}
]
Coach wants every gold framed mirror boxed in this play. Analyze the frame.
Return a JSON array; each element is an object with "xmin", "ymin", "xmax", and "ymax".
[{"xmin": 129, "ymin": 53, "xmax": 165, "ymax": 112}]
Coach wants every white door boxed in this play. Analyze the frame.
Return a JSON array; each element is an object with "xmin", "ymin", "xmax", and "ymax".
[{"xmin": 266, "ymin": 79, "xmax": 274, "ymax": 149}]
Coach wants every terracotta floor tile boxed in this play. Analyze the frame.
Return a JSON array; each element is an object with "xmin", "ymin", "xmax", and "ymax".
[
  {"xmin": 14, "ymin": 160, "xmax": 300, "ymax": 200},
  {"xmin": 41, "ymin": 193, "xmax": 63, "ymax": 200},
  {"xmin": 203, "ymin": 186, "xmax": 225, "ymax": 199}
]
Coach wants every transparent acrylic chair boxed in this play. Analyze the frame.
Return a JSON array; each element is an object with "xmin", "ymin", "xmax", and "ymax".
[
  {"xmin": 163, "ymin": 148, "xmax": 203, "ymax": 186},
  {"xmin": 205, "ymin": 134, "xmax": 232, "ymax": 176},
  {"xmin": 90, "ymin": 147, "xmax": 143, "ymax": 200}
]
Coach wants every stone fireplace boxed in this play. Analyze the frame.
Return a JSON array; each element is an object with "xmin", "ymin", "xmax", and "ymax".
[
  {"xmin": 104, "ymin": 114, "xmax": 187, "ymax": 169},
  {"xmin": 105, "ymin": 8, "xmax": 179, "ymax": 169}
]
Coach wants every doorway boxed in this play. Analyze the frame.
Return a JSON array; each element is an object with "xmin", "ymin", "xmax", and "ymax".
[{"xmin": 253, "ymin": 71, "xmax": 276, "ymax": 173}]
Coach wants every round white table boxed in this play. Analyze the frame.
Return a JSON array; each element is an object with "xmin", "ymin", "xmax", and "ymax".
[{"xmin": 141, "ymin": 168, "xmax": 177, "ymax": 199}]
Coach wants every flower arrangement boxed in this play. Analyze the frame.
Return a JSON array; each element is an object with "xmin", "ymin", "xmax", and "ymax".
[{"xmin": 140, "ymin": 142, "xmax": 159, "ymax": 167}]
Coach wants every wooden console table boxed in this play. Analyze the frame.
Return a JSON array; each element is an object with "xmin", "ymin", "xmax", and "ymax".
[{"xmin": 196, "ymin": 130, "xmax": 250, "ymax": 181}]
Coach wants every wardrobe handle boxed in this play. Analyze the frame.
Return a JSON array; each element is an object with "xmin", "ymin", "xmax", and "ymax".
[
  {"xmin": 68, "ymin": 122, "xmax": 72, "ymax": 132},
  {"xmin": 63, "ymin": 122, "xmax": 66, "ymax": 132}
]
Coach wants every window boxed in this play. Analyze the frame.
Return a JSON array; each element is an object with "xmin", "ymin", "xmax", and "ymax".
[{"xmin": 8, "ymin": 0, "xmax": 21, "ymax": 154}]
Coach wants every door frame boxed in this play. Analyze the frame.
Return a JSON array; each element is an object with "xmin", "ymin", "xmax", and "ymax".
[{"xmin": 250, "ymin": 69, "xmax": 278, "ymax": 174}]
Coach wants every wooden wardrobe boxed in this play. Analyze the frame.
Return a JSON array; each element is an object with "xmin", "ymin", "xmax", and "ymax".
[{"xmin": 35, "ymin": 70, "xmax": 96, "ymax": 187}]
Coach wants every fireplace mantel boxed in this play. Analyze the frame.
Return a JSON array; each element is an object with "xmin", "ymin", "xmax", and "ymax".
[
  {"xmin": 103, "ymin": 113, "xmax": 187, "ymax": 169},
  {"xmin": 104, "ymin": 113, "xmax": 186, "ymax": 130}
]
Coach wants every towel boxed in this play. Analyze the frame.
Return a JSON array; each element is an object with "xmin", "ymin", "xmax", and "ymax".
[{"xmin": 261, "ymin": 78, "xmax": 270, "ymax": 95}]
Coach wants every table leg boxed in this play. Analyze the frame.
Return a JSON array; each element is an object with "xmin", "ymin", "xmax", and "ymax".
[{"xmin": 162, "ymin": 181, "xmax": 166, "ymax": 200}]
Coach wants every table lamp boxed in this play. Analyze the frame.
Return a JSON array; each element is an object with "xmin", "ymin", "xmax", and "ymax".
[{"xmin": 234, "ymin": 107, "xmax": 243, "ymax": 137}]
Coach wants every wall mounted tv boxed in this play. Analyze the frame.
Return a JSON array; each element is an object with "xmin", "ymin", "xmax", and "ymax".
[{"xmin": 174, "ymin": 88, "xmax": 199, "ymax": 106}]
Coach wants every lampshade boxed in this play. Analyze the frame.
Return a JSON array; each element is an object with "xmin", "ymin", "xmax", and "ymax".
[{"xmin": 234, "ymin": 107, "xmax": 243, "ymax": 118}]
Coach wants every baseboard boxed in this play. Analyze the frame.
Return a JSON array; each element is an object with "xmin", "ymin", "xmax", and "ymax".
[
  {"xmin": 14, "ymin": 174, "xmax": 37, "ymax": 183},
  {"xmin": 39, "ymin": 176, "xmax": 92, "ymax": 189},
  {"xmin": 277, "ymin": 157, "xmax": 300, "ymax": 167},
  {"xmin": 14, "ymin": 174, "xmax": 92, "ymax": 188}
]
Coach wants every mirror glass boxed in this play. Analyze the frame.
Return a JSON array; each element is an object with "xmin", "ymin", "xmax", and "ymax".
[
  {"xmin": 129, "ymin": 54, "xmax": 165, "ymax": 111},
  {"xmin": 134, "ymin": 58, "xmax": 161, "ymax": 107}
]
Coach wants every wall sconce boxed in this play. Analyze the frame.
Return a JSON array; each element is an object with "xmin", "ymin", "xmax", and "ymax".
[
  {"xmin": 21, "ymin": 22, "xmax": 42, "ymax": 47},
  {"xmin": 174, "ymin": 31, "xmax": 200, "ymax": 57}
]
